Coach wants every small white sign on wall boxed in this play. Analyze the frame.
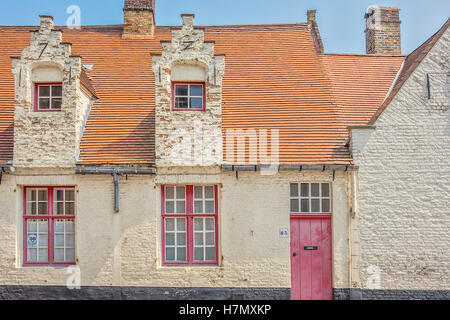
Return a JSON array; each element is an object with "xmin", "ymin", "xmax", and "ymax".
[{"xmin": 279, "ymin": 228, "xmax": 289, "ymax": 238}]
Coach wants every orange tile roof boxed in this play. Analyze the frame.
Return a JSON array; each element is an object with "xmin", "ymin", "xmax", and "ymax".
[{"xmin": 0, "ymin": 23, "xmax": 405, "ymax": 165}]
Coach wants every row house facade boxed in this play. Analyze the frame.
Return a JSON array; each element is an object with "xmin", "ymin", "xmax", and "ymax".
[{"xmin": 0, "ymin": 1, "xmax": 448, "ymax": 300}]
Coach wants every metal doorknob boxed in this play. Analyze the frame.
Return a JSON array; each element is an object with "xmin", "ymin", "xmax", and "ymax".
[{"xmin": 293, "ymin": 252, "xmax": 297, "ymax": 257}]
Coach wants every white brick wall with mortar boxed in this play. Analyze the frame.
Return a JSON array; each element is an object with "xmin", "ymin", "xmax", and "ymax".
[
  {"xmin": 351, "ymin": 26, "xmax": 449, "ymax": 290},
  {"xmin": 152, "ymin": 14, "xmax": 225, "ymax": 167},
  {"xmin": 11, "ymin": 16, "xmax": 90, "ymax": 168},
  {"xmin": 0, "ymin": 169, "xmax": 351, "ymax": 289}
]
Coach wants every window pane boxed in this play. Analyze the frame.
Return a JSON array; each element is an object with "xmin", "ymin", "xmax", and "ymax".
[
  {"xmin": 66, "ymin": 190, "xmax": 74, "ymax": 201},
  {"xmin": 55, "ymin": 234, "xmax": 64, "ymax": 247},
  {"xmin": 190, "ymin": 85, "xmax": 203, "ymax": 96},
  {"xmin": 38, "ymin": 190, "xmax": 47, "ymax": 201},
  {"xmin": 322, "ymin": 199, "xmax": 330, "ymax": 213},
  {"xmin": 51, "ymin": 98, "xmax": 62, "ymax": 109},
  {"xmin": 175, "ymin": 97, "xmax": 188, "ymax": 109},
  {"xmin": 290, "ymin": 184, "xmax": 298, "ymax": 197},
  {"xmin": 65, "ymin": 234, "xmax": 75, "ymax": 247},
  {"xmin": 291, "ymin": 199, "xmax": 299, "ymax": 213},
  {"xmin": 38, "ymin": 202, "xmax": 47, "ymax": 215},
  {"xmin": 38, "ymin": 249, "xmax": 48, "ymax": 262},
  {"xmin": 165, "ymin": 201, "xmax": 174, "ymax": 214},
  {"xmin": 52, "ymin": 86, "xmax": 62, "ymax": 97},
  {"xmin": 65, "ymin": 220, "xmax": 75, "ymax": 233},
  {"xmin": 54, "ymin": 248, "xmax": 64, "ymax": 262},
  {"xmin": 166, "ymin": 186, "xmax": 174, "ymax": 199},
  {"xmin": 205, "ymin": 186, "xmax": 214, "ymax": 199},
  {"xmin": 311, "ymin": 183, "xmax": 320, "ymax": 197},
  {"xmin": 205, "ymin": 232, "xmax": 215, "ymax": 245},
  {"xmin": 175, "ymin": 85, "xmax": 188, "ymax": 96},
  {"xmin": 39, "ymin": 98, "xmax": 50, "ymax": 109},
  {"xmin": 177, "ymin": 247, "xmax": 187, "ymax": 261},
  {"xmin": 165, "ymin": 218, "xmax": 175, "ymax": 231},
  {"xmin": 311, "ymin": 199, "xmax": 320, "ymax": 212},
  {"xmin": 176, "ymin": 201, "xmax": 185, "ymax": 214},
  {"xmin": 194, "ymin": 248, "xmax": 204, "ymax": 261},
  {"xmin": 28, "ymin": 248, "xmax": 37, "ymax": 262},
  {"xmin": 205, "ymin": 218, "xmax": 215, "ymax": 231},
  {"xmin": 190, "ymin": 97, "xmax": 203, "ymax": 109},
  {"xmin": 195, "ymin": 233, "xmax": 203, "ymax": 246},
  {"xmin": 194, "ymin": 186, "xmax": 203, "ymax": 199},
  {"xmin": 66, "ymin": 249, "xmax": 75, "ymax": 262},
  {"xmin": 322, "ymin": 184, "xmax": 330, "ymax": 197},
  {"xmin": 176, "ymin": 218, "xmax": 186, "ymax": 231},
  {"xmin": 55, "ymin": 221, "xmax": 64, "ymax": 232},
  {"xmin": 177, "ymin": 232, "xmax": 186, "ymax": 246},
  {"xmin": 205, "ymin": 247, "xmax": 216, "ymax": 261},
  {"xmin": 165, "ymin": 233, "xmax": 175, "ymax": 246},
  {"xmin": 205, "ymin": 200, "xmax": 214, "ymax": 213},
  {"xmin": 301, "ymin": 184, "xmax": 309, "ymax": 197},
  {"xmin": 29, "ymin": 189, "xmax": 36, "ymax": 201},
  {"xmin": 194, "ymin": 218, "xmax": 203, "ymax": 231},
  {"xmin": 27, "ymin": 202, "xmax": 36, "ymax": 215},
  {"xmin": 166, "ymin": 247, "xmax": 175, "ymax": 261},
  {"xmin": 176, "ymin": 187, "xmax": 185, "ymax": 199},
  {"xmin": 27, "ymin": 221, "xmax": 37, "ymax": 232},
  {"xmin": 65, "ymin": 202, "xmax": 75, "ymax": 215},
  {"xmin": 56, "ymin": 189, "xmax": 64, "ymax": 201},
  {"xmin": 40, "ymin": 234, "xmax": 48, "ymax": 247},
  {"xmin": 301, "ymin": 199, "xmax": 309, "ymax": 213},
  {"xmin": 194, "ymin": 201, "xmax": 203, "ymax": 214},
  {"xmin": 38, "ymin": 220, "xmax": 48, "ymax": 232},
  {"xmin": 39, "ymin": 86, "xmax": 50, "ymax": 96}
]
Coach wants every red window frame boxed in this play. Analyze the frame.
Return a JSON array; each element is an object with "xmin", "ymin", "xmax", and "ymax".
[
  {"xmin": 161, "ymin": 185, "xmax": 219, "ymax": 266},
  {"xmin": 23, "ymin": 186, "xmax": 76, "ymax": 267},
  {"xmin": 171, "ymin": 81, "xmax": 206, "ymax": 112},
  {"xmin": 34, "ymin": 83, "xmax": 63, "ymax": 112}
]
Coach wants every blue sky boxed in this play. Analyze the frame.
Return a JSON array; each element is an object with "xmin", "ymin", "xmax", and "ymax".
[{"xmin": 0, "ymin": 0, "xmax": 448, "ymax": 54}]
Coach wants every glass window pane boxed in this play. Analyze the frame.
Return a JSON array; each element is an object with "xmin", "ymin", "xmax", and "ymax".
[
  {"xmin": 190, "ymin": 97, "xmax": 203, "ymax": 109},
  {"xmin": 176, "ymin": 247, "xmax": 187, "ymax": 261},
  {"xmin": 166, "ymin": 186, "xmax": 174, "ymax": 199},
  {"xmin": 205, "ymin": 247, "xmax": 216, "ymax": 261},
  {"xmin": 311, "ymin": 183, "xmax": 320, "ymax": 197},
  {"xmin": 40, "ymin": 234, "xmax": 48, "ymax": 247},
  {"xmin": 291, "ymin": 199, "xmax": 299, "ymax": 213},
  {"xmin": 38, "ymin": 202, "xmax": 47, "ymax": 215},
  {"xmin": 38, "ymin": 220, "xmax": 48, "ymax": 232},
  {"xmin": 28, "ymin": 248, "xmax": 37, "ymax": 262},
  {"xmin": 205, "ymin": 232, "xmax": 215, "ymax": 245},
  {"xmin": 194, "ymin": 248, "xmax": 204, "ymax": 261},
  {"xmin": 52, "ymin": 86, "xmax": 62, "ymax": 97},
  {"xmin": 65, "ymin": 234, "xmax": 75, "ymax": 247},
  {"xmin": 194, "ymin": 233, "xmax": 203, "ymax": 246},
  {"xmin": 194, "ymin": 201, "xmax": 203, "ymax": 214},
  {"xmin": 165, "ymin": 201, "xmax": 174, "ymax": 214},
  {"xmin": 51, "ymin": 98, "xmax": 62, "ymax": 109},
  {"xmin": 66, "ymin": 190, "xmax": 75, "ymax": 201},
  {"xmin": 165, "ymin": 233, "xmax": 175, "ymax": 246},
  {"xmin": 39, "ymin": 86, "xmax": 50, "ymax": 96},
  {"xmin": 28, "ymin": 202, "xmax": 36, "ymax": 215},
  {"xmin": 66, "ymin": 249, "xmax": 75, "ymax": 262},
  {"xmin": 175, "ymin": 97, "xmax": 188, "ymax": 109},
  {"xmin": 65, "ymin": 220, "xmax": 74, "ymax": 233},
  {"xmin": 205, "ymin": 200, "xmax": 214, "ymax": 213},
  {"xmin": 301, "ymin": 184, "xmax": 309, "ymax": 197},
  {"xmin": 322, "ymin": 184, "xmax": 330, "ymax": 197},
  {"xmin": 176, "ymin": 218, "xmax": 186, "ymax": 231},
  {"xmin": 290, "ymin": 184, "xmax": 298, "ymax": 197},
  {"xmin": 194, "ymin": 186, "xmax": 203, "ymax": 199},
  {"xmin": 65, "ymin": 202, "xmax": 75, "ymax": 215},
  {"xmin": 38, "ymin": 249, "xmax": 48, "ymax": 262},
  {"xmin": 205, "ymin": 186, "xmax": 214, "ymax": 199},
  {"xmin": 56, "ymin": 202, "xmax": 64, "ymax": 215},
  {"xmin": 190, "ymin": 85, "xmax": 203, "ymax": 96},
  {"xmin": 176, "ymin": 201, "xmax": 185, "ymax": 214},
  {"xmin": 194, "ymin": 218, "xmax": 203, "ymax": 231},
  {"xmin": 165, "ymin": 218, "xmax": 175, "ymax": 231},
  {"xmin": 55, "ymin": 221, "xmax": 64, "ymax": 232},
  {"xmin": 205, "ymin": 218, "xmax": 215, "ymax": 231},
  {"xmin": 322, "ymin": 199, "xmax": 330, "ymax": 213},
  {"xmin": 54, "ymin": 248, "xmax": 64, "ymax": 262},
  {"xmin": 56, "ymin": 189, "xmax": 64, "ymax": 201},
  {"xmin": 301, "ymin": 199, "xmax": 309, "ymax": 213},
  {"xmin": 176, "ymin": 187, "xmax": 185, "ymax": 199},
  {"xmin": 27, "ymin": 221, "xmax": 37, "ymax": 232},
  {"xmin": 38, "ymin": 190, "xmax": 47, "ymax": 201},
  {"xmin": 55, "ymin": 234, "xmax": 64, "ymax": 247},
  {"xmin": 175, "ymin": 85, "xmax": 188, "ymax": 96},
  {"xmin": 177, "ymin": 232, "xmax": 186, "ymax": 246},
  {"xmin": 165, "ymin": 248, "xmax": 175, "ymax": 261},
  {"xmin": 39, "ymin": 98, "xmax": 50, "ymax": 109},
  {"xmin": 311, "ymin": 199, "xmax": 320, "ymax": 212},
  {"xmin": 29, "ymin": 189, "xmax": 36, "ymax": 201}
]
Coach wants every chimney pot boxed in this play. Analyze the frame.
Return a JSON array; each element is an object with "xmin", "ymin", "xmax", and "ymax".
[{"xmin": 307, "ymin": 10, "xmax": 317, "ymax": 24}]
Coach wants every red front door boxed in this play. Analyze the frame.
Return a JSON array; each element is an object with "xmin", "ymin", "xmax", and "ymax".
[{"xmin": 290, "ymin": 215, "xmax": 332, "ymax": 300}]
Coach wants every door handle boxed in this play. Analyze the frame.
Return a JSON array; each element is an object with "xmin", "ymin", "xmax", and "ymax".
[{"xmin": 293, "ymin": 252, "xmax": 297, "ymax": 257}]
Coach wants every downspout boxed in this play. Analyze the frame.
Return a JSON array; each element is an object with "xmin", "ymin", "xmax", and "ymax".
[{"xmin": 75, "ymin": 167, "xmax": 156, "ymax": 213}]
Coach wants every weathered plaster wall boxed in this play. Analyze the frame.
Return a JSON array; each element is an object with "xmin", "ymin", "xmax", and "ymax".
[
  {"xmin": 351, "ymin": 27, "xmax": 449, "ymax": 290},
  {"xmin": 0, "ymin": 169, "xmax": 350, "ymax": 290}
]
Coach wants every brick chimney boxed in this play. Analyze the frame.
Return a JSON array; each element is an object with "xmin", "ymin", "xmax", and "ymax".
[
  {"xmin": 365, "ymin": 6, "xmax": 401, "ymax": 55},
  {"xmin": 123, "ymin": 0, "xmax": 155, "ymax": 38},
  {"xmin": 307, "ymin": 10, "xmax": 324, "ymax": 54}
]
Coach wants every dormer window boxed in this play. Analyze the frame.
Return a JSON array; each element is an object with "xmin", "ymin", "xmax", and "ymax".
[
  {"xmin": 34, "ymin": 83, "xmax": 62, "ymax": 112},
  {"xmin": 172, "ymin": 82, "xmax": 205, "ymax": 111}
]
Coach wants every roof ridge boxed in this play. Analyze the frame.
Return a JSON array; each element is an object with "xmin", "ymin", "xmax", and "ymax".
[{"xmin": 322, "ymin": 53, "xmax": 406, "ymax": 58}]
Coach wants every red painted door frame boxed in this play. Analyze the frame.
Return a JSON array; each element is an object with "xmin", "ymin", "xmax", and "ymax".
[{"xmin": 290, "ymin": 214, "xmax": 333, "ymax": 300}]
